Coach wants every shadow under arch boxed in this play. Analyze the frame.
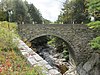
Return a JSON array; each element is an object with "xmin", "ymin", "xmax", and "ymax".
[{"xmin": 29, "ymin": 34, "xmax": 77, "ymax": 65}]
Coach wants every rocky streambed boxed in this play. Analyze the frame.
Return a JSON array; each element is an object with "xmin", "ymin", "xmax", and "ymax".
[{"xmin": 32, "ymin": 45, "xmax": 78, "ymax": 75}]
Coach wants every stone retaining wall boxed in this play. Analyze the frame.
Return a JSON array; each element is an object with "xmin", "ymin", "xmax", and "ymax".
[{"xmin": 17, "ymin": 39, "xmax": 61, "ymax": 75}]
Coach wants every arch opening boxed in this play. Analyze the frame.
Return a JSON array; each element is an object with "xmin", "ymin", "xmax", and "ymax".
[{"xmin": 30, "ymin": 35, "xmax": 77, "ymax": 74}]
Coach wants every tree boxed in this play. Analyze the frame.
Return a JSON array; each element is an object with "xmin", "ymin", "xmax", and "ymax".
[
  {"xmin": 12, "ymin": 0, "xmax": 28, "ymax": 24},
  {"xmin": 24, "ymin": 0, "xmax": 32, "ymax": 24},
  {"xmin": 43, "ymin": 18, "xmax": 52, "ymax": 24},
  {"xmin": 28, "ymin": 4, "xmax": 43, "ymax": 24},
  {"xmin": 0, "ymin": 10, "xmax": 6, "ymax": 21},
  {"xmin": 0, "ymin": 0, "xmax": 43, "ymax": 24},
  {"xmin": 57, "ymin": 0, "xmax": 88, "ymax": 24},
  {"xmin": 86, "ymin": 0, "xmax": 100, "ymax": 21},
  {"xmin": 0, "ymin": 0, "xmax": 8, "ymax": 21}
]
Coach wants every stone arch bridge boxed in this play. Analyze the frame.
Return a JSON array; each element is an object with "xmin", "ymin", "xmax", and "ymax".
[{"xmin": 18, "ymin": 24, "xmax": 95, "ymax": 65}]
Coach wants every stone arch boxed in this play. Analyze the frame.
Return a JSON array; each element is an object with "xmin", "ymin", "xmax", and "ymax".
[
  {"xmin": 29, "ymin": 34, "xmax": 77, "ymax": 64},
  {"xmin": 18, "ymin": 24, "xmax": 94, "ymax": 65}
]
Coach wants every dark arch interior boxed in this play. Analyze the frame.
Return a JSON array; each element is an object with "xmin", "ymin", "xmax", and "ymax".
[{"xmin": 30, "ymin": 35, "xmax": 76, "ymax": 74}]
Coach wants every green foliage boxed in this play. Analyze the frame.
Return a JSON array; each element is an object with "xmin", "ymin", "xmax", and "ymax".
[
  {"xmin": 28, "ymin": 4, "xmax": 43, "ymax": 24},
  {"xmin": 90, "ymin": 36, "xmax": 100, "ymax": 50},
  {"xmin": 86, "ymin": 0, "xmax": 100, "ymax": 20},
  {"xmin": 48, "ymin": 36, "xmax": 69, "ymax": 60},
  {"xmin": 62, "ymin": 49, "xmax": 69, "ymax": 60},
  {"xmin": 0, "ymin": 21, "xmax": 17, "ymax": 32},
  {"xmin": 25, "ymin": 67, "xmax": 38, "ymax": 75},
  {"xmin": 0, "ymin": 11, "xmax": 6, "ymax": 21},
  {"xmin": 12, "ymin": 0, "xmax": 28, "ymax": 23},
  {"xmin": 87, "ymin": 21, "xmax": 100, "ymax": 29},
  {"xmin": 87, "ymin": 21, "xmax": 100, "ymax": 36},
  {"xmin": 0, "ymin": 21, "xmax": 18, "ymax": 50},
  {"xmin": 24, "ymin": 65, "xmax": 47, "ymax": 75},
  {"xmin": 0, "ymin": 0, "xmax": 43, "ymax": 24},
  {"xmin": 57, "ymin": 0, "xmax": 86, "ymax": 24},
  {"xmin": 57, "ymin": 0, "xmax": 100, "ymax": 24},
  {"xmin": 48, "ymin": 37, "xmax": 56, "ymax": 47},
  {"xmin": 87, "ymin": 0, "xmax": 100, "ymax": 12},
  {"xmin": 0, "ymin": 27, "xmax": 18, "ymax": 50},
  {"xmin": 33, "ymin": 66, "xmax": 47, "ymax": 75},
  {"xmin": 87, "ymin": 21, "xmax": 100, "ymax": 51}
]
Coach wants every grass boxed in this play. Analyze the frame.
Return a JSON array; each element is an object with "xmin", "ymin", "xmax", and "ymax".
[{"xmin": 0, "ymin": 21, "xmax": 17, "ymax": 31}]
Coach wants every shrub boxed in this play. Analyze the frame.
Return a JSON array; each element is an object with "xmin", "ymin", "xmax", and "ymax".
[
  {"xmin": 87, "ymin": 21, "xmax": 100, "ymax": 29},
  {"xmin": 33, "ymin": 66, "xmax": 47, "ymax": 75},
  {"xmin": 0, "ymin": 21, "xmax": 17, "ymax": 33},
  {"xmin": 0, "ymin": 21, "xmax": 19, "ymax": 50},
  {"xmin": 90, "ymin": 36, "xmax": 100, "ymax": 50},
  {"xmin": 0, "ymin": 27, "xmax": 18, "ymax": 50},
  {"xmin": 87, "ymin": 21, "xmax": 100, "ymax": 51}
]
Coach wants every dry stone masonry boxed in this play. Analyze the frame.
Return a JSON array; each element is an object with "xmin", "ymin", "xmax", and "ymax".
[{"xmin": 18, "ymin": 24, "xmax": 100, "ymax": 75}]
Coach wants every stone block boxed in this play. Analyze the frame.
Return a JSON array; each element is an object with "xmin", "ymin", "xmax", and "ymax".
[
  {"xmin": 45, "ymin": 64, "xmax": 53, "ymax": 70},
  {"xmin": 21, "ymin": 51, "xmax": 28, "ymax": 55},
  {"xmin": 38, "ymin": 60, "xmax": 48, "ymax": 65},
  {"xmin": 28, "ymin": 57, "xmax": 37, "ymax": 65},
  {"xmin": 49, "ymin": 69, "xmax": 61, "ymax": 75},
  {"xmin": 33, "ymin": 54, "xmax": 43, "ymax": 61}
]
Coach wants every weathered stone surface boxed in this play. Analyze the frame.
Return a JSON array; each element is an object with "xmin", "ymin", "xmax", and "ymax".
[
  {"xmin": 18, "ymin": 24, "xmax": 94, "ymax": 64},
  {"xmin": 77, "ymin": 63, "xmax": 88, "ymax": 75},
  {"xmin": 33, "ymin": 54, "xmax": 43, "ymax": 61},
  {"xmin": 28, "ymin": 57, "xmax": 37, "ymax": 65},
  {"xmin": 38, "ymin": 60, "xmax": 48, "ymax": 65},
  {"xmin": 45, "ymin": 64, "xmax": 53, "ymax": 70},
  {"xmin": 49, "ymin": 69, "xmax": 61, "ymax": 75},
  {"xmin": 89, "ymin": 63, "xmax": 100, "ymax": 75},
  {"xmin": 77, "ymin": 53, "xmax": 100, "ymax": 75},
  {"xmin": 78, "ymin": 68, "xmax": 88, "ymax": 75},
  {"xmin": 83, "ymin": 53, "xmax": 99, "ymax": 72}
]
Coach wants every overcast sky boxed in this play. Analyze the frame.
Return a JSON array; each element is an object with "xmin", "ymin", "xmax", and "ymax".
[{"xmin": 25, "ymin": 0, "xmax": 66, "ymax": 22}]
